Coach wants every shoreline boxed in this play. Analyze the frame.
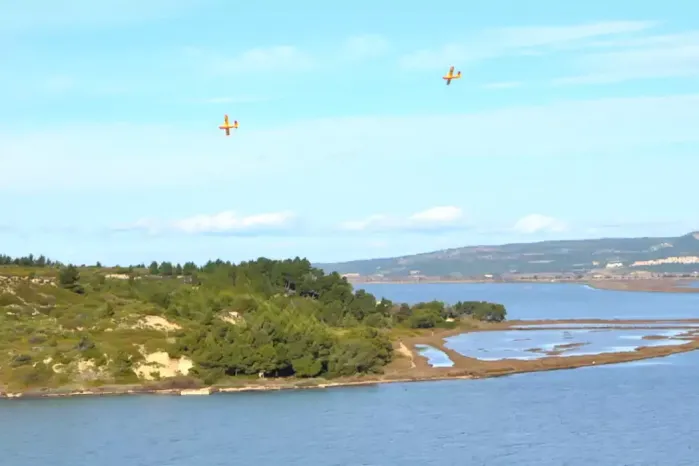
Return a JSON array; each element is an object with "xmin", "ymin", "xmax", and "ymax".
[
  {"xmin": 3, "ymin": 318, "xmax": 699, "ymax": 400},
  {"xmin": 348, "ymin": 278, "xmax": 699, "ymax": 293}
]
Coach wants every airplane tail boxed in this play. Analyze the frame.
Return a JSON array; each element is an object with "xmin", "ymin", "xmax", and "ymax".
[{"xmin": 456, "ymin": 71, "xmax": 462, "ymax": 77}]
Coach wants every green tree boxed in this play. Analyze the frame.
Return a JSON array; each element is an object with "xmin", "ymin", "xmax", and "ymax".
[
  {"xmin": 182, "ymin": 262, "xmax": 198, "ymax": 275},
  {"xmin": 58, "ymin": 264, "xmax": 84, "ymax": 294},
  {"xmin": 407, "ymin": 308, "xmax": 443, "ymax": 328},
  {"xmin": 160, "ymin": 262, "xmax": 174, "ymax": 276}
]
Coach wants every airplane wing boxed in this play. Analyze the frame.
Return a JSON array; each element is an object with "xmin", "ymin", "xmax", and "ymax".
[
  {"xmin": 225, "ymin": 128, "xmax": 230, "ymax": 136},
  {"xmin": 448, "ymin": 66, "xmax": 454, "ymax": 77}
]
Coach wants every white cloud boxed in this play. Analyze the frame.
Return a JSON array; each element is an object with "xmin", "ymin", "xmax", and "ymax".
[
  {"xmin": 0, "ymin": 123, "xmax": 274, "ymax": 190},
  {"xmin": 340, "ymin": 214, "xmax": 392, "ymax": 232},
  {"xmin": 366, "ymin": 239, "xmax": 389, "ymax": 249},
  {"xmin": 184, "ymin": 45, "xmax": 315, "ymax": 74},
  {"xmin": 118, "ymin": 210, "xmax": 297, "ymax": 236},
  {"xmin": 193, "ymin": 95, "xmax": 271, "ymax": 104},
  {"xmin": 486, "ymin": 21, "xmax": 655, "ymax": 50},
  {"xmin": 173, "ymin": 210, "xmax": 296, "ymax": 234},
  {"xmin": 409, "ymin": 206, "xmax": 462, "ymax": 223},
  {"xmin": 399, "ymin": 20, "xmax": 654, "ymax": 68},
  {"xmin": 399, "ymin": 20, "xmax": 699, "ymax": 85},
  {"xmin": 341, "ymin": 34, "xmax": 389, "ymax": 61},
  {"xmin": 553, "ymin": 31, "xmax": 699, "ymax": 84},
  {"xmin": 339, "ymin": 206, "xmax": 466, "ymax": 233},
  {"xmin": 513, "ymin": 214, "xmax": 567, "ymax": 234},
  {"xmin": 2, "ymin": 94, "xmax": 699, "ymax": 191},
  {"xmin": 184, "ymin": 34, "xmax": 390, "ymax": 76},
  {"xmin": 482, "ymin": 81, "xmax": 522, "ymax": 89},
  {"xmin": 42, "ymin": 75, "xmax": 75, "ymax": 93},
  {"xmin": 0, "ymin": 0, "xmax": 207, "ymax": 33},
  {"xmin": 0, "ymin": 72, "xmax": 133, "ymax": 100}
]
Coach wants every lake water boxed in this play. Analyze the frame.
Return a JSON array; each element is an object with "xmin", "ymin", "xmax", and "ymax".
[
  {"xmin": 445, "ymin": 328, "xmax": 693, "ymax": 361},
  {"xmin": 358, "ymin": 282, "xmax": 699, "ymax": 320},
  {"xmin": 415, "ymin": 344, "xmax": 455, "ymax": 367},
  {"xmin": 3, "ymin": 283, "xmax": 699, "ymax": 465}
]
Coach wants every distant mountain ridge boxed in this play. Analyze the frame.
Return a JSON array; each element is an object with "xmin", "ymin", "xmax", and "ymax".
[{"xmin": 316, "ymin": 232, "xmax": 699, "ymax": 278}]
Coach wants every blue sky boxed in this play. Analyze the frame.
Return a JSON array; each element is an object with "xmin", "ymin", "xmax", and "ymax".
[{"xmin": 1, "ymin": 0, "xmax": 699, "ymax": 265}]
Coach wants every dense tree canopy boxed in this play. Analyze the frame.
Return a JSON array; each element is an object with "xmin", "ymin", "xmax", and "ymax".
[
  {"xmin": 0, "ymin": 254, "xmax": 507, "ymax": 386},
  {"xmin": 0, "ymin": 254, "xmax": 55, "ymax": 267}
]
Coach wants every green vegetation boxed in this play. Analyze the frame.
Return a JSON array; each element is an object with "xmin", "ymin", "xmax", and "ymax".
[
  {"xmin": 0, "ymin": 254, "xmax": 506, "ymax": 391},
  {"xmin": 316, "ymin": 231, "xmax": 699, "ymax": 277}
]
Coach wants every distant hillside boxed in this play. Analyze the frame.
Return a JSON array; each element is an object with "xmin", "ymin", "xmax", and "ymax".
[{"xmin": 316, "ymin": 232, "xmax": 699, "ymax": 278}]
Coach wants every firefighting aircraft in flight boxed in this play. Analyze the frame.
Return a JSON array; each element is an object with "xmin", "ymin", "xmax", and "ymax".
[
  {"xmin": 218, "ymin": 114, "xmax": 239, "ymax": 136},
  {"xmin": 442, "ymin": 66, "xmax": 462, "ymax": 85}
]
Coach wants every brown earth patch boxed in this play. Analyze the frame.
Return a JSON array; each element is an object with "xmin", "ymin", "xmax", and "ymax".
[
  {"xmin": 527, "ymin": 342, "xmax": 588, "ymax": 356},
  {"xmin": 586, "ymin": 279, "xmax": 699, "ymax": 293}
]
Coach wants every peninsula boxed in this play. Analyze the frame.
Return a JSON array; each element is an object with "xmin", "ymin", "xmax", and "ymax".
[{"xmin": 1, "ymin": 254, "xmax": 698, "ymax": 399}]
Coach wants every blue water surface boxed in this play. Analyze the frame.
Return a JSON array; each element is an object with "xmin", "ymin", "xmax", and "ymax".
[
  {"xmin": 359, "ymin": 282, "xmax": 699, "ymax": 320},
  {"xmin": 414, "ymin": 344, "xmax": 454, "ymax": 367},
  {"xmin": 445, "ymin": 328, "xmax": 692, "ymax": 361}
]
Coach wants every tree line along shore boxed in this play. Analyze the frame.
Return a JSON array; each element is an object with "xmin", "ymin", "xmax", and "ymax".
[{"xmin": 0, "ymin": 254, "xmax": 507, "ymax": 393}]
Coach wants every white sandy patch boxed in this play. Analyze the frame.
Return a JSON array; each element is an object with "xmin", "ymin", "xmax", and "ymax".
[
  {"xmin": 181, "ymin": 388, "xmax": 212, "ymax": 396},
  {"xmin": 134, "ymin": 351, "xmax": 193, "ymax": 380},
  {"xmin": 134, "ymin": 316, "xmax": 181, "ymax": 332},
  {"xmin": 75, "ymin": 359, "xmax": 109, "ymax": 381},
  {"xmin": 78, "ymin": 360, "xmax": 94, "ymax": 372},
  {"xmin": 397, "ymin": 341, "xmax": 416, "ymax": 369},
  {"xmin": 220, "ymin": 311, "xmax": 243, "ymax": 325}
]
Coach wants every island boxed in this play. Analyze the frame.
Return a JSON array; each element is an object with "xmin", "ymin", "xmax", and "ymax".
[{"xmin": 1, "ymin": 254, "xmax": 698, "ymax": 399}]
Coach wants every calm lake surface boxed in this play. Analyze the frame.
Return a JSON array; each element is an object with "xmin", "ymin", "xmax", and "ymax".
[
  {"xmin": 359, "ymin": 282, "xmax": 699, "ymax": 320},
  {"xmin": 2, "ymin": 283, "xmax": 699, "ymax": 465}
]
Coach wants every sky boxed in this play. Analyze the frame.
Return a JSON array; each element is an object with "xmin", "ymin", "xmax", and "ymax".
[{"xmin": 1, "ymin": 0, "xmax": 699, "ymax": 265}]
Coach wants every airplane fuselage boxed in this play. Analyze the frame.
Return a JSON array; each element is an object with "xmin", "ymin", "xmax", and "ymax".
[{"xmin": 442, "ymin": 66, "xmax": 461, "ymax": 85}]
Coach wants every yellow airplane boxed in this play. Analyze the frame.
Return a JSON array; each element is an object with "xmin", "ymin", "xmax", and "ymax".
[
  {"xmin": 442, "ymin": 66, "xmax": 462, "ymax": 85},
  {"xmin": 218, "ymin": 114, "xmax": 239, "ymax": 136}
]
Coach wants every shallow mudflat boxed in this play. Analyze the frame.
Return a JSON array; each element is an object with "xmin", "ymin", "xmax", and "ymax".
[
  {"xmin": 399, "ymin": 318, "xmax": 699, "ymax": 380},
  {"xmin": 445, "ymin": 327, "xmax": 694, "ymax": 361},
  {"xmin": 587, "ymin": 279, "xmax": 699, "ymax": 293}
]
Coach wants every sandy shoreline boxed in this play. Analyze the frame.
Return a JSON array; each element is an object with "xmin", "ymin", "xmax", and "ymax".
[{"xmin": 3, "ymin": 318, "xmax": 699, "ymax": 400}]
